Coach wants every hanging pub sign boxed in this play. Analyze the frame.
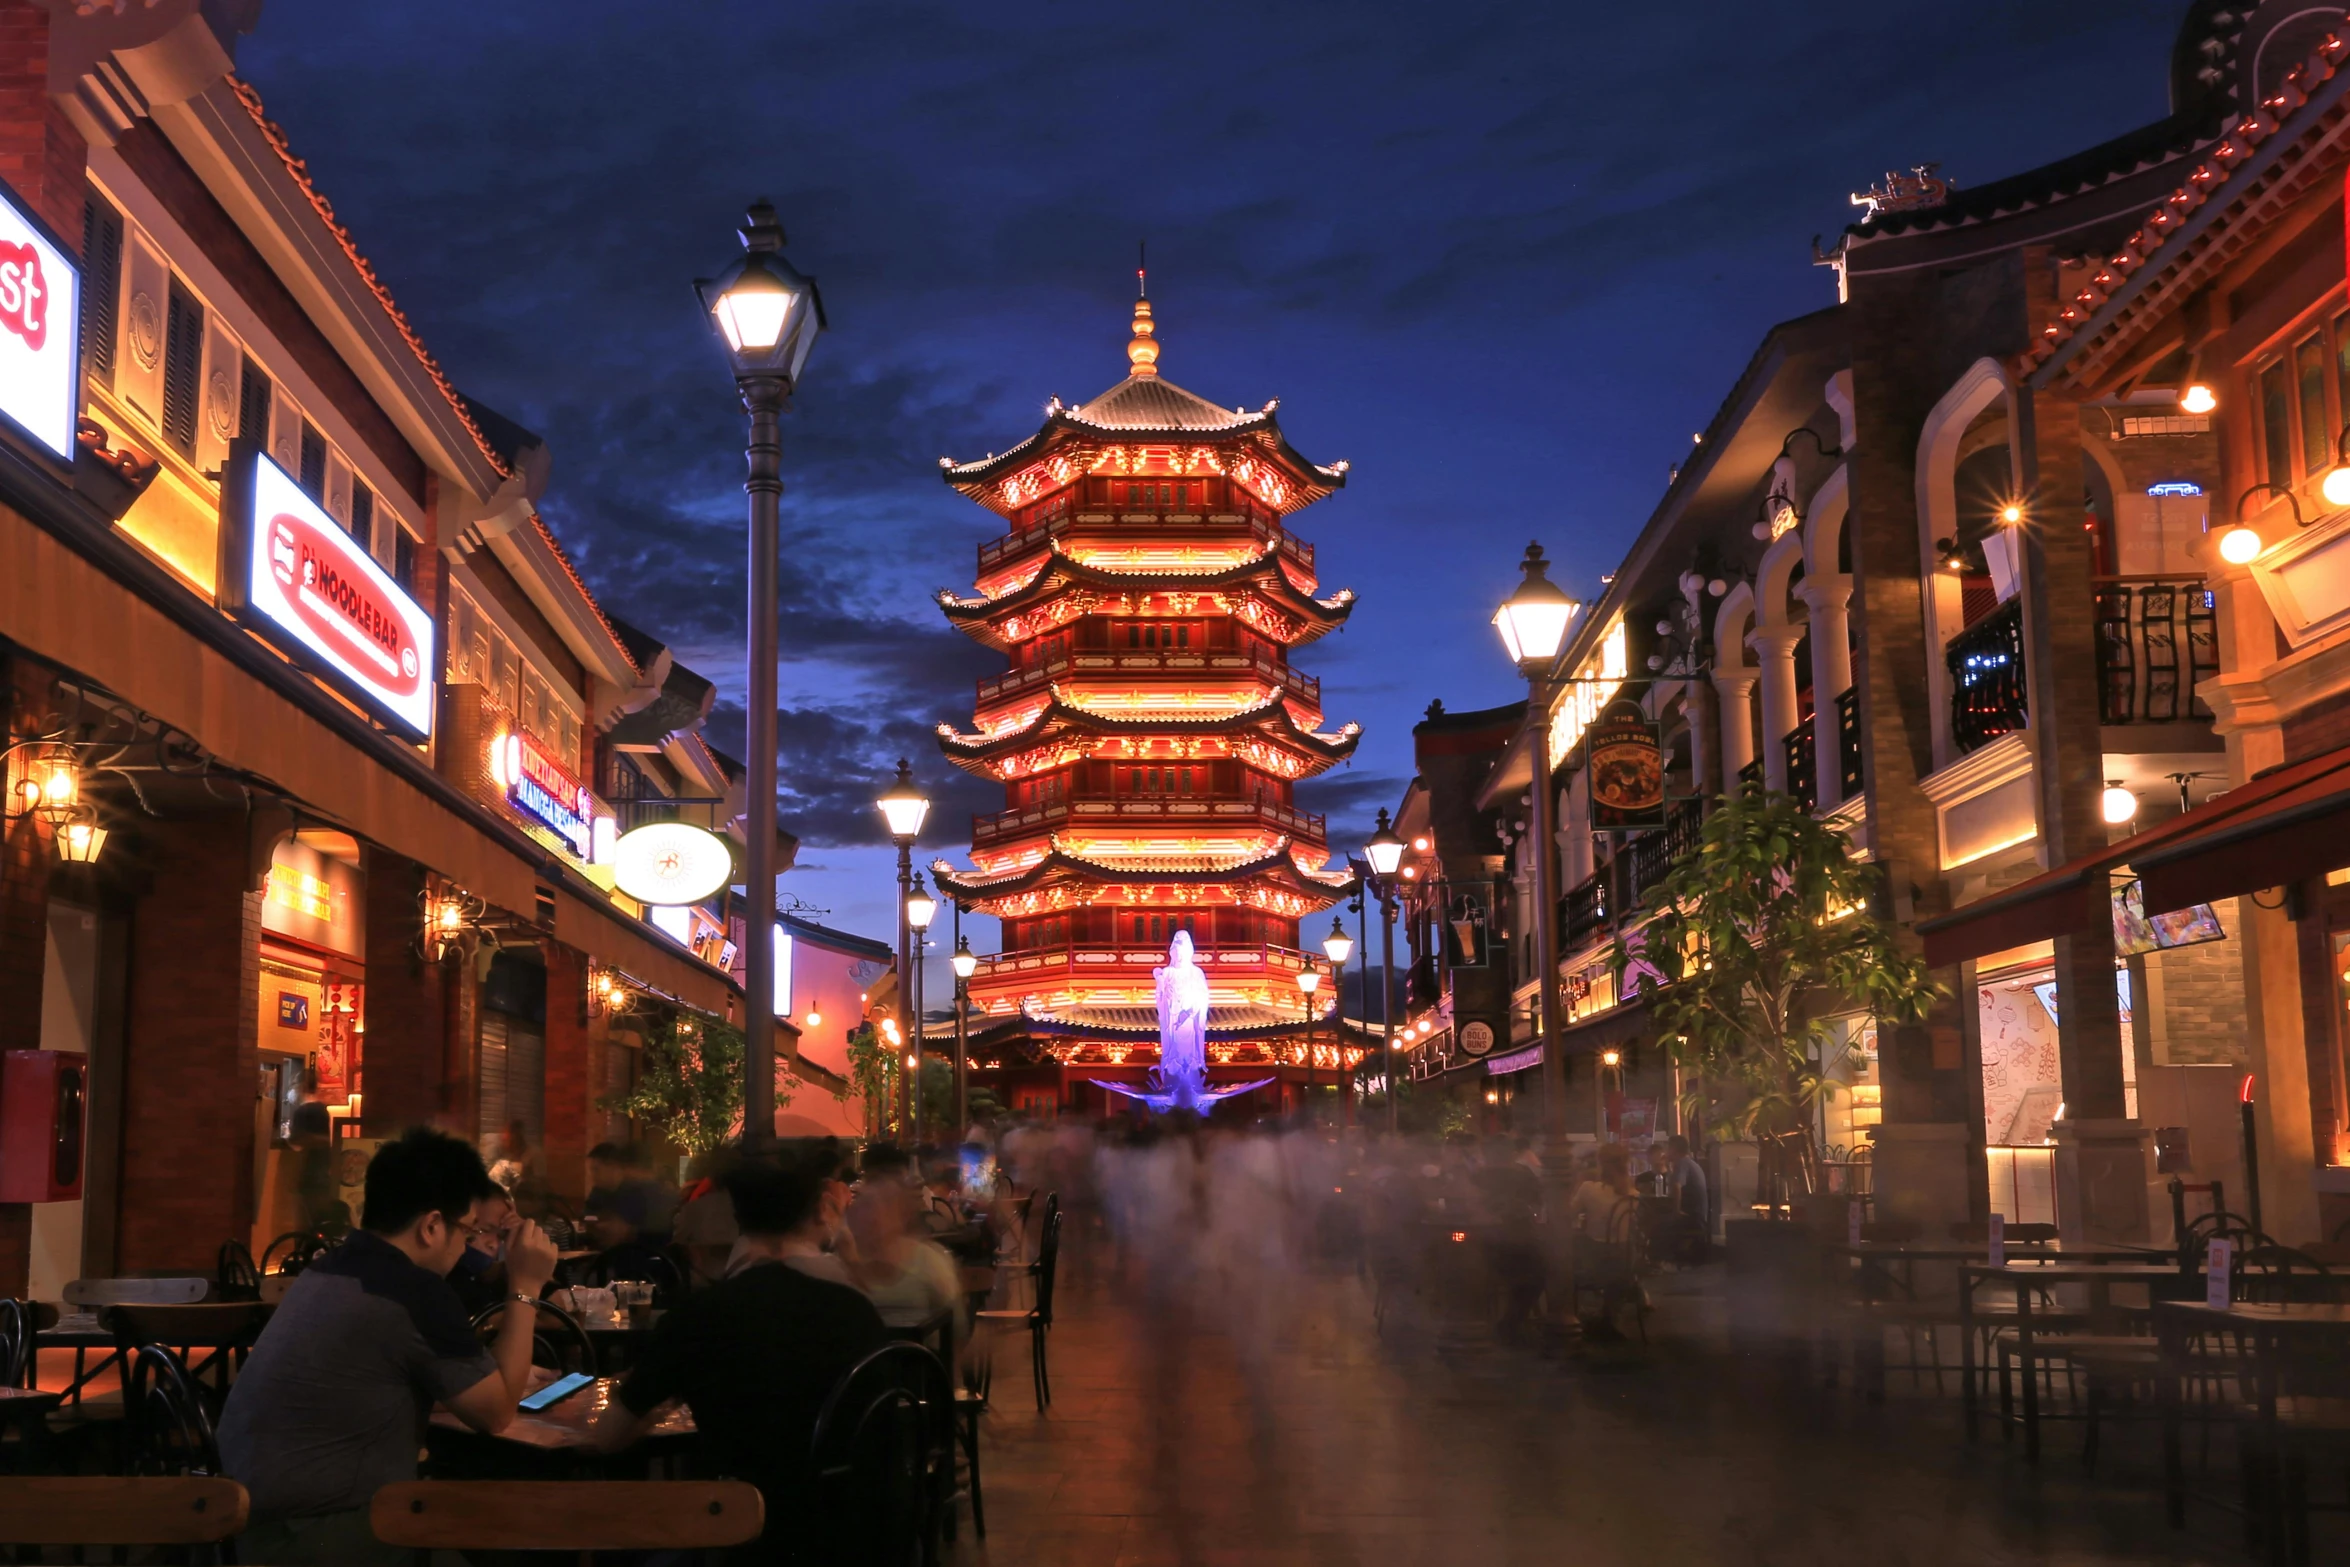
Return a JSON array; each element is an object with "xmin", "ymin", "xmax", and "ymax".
[
  {"xmin": 0, "ymin": 174, "xmax": 79, "ymax": 462},
  {"xmin": 612, "ymin": 820, "xmax": 734, "ymax": 906},
  {"xmin": 218, "ymin": 440, "xmax": 436, "ymax": 741},
  {"xmin": 490, "ymin": 731, "xmax": 592, "ymax": 860},
  {"xmin": 1446, "ymin": 885, "xmax": 1491, "ymax": 969},
  {"xmin": 1586, "ymin": 698, "xmax": 1665, "ymax": 831}
]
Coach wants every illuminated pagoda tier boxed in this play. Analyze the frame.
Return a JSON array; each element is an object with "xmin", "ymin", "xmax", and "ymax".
[{"xmin": 931, "ymin": 286, "xmax": 1368, "ymax": 1112}]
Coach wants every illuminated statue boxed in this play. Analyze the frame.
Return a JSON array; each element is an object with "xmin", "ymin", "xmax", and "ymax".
[{"xmin": 1100, "ymin": 930, "xmax": 1271, "ymax": 1115}]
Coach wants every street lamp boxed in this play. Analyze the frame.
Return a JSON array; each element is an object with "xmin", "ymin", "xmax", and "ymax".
[
  {"xmin": 875, "ymin": 759, "xmax": 930, "ymax": 1141},
  {"xmin": 1320, "ymin": 917, "xmax": 1352, "ymax": 1129},
  {"xmin": 906, "ymin": 873, "xmax": 937, "ymax": 1141},
  {"xmin": 1494, "ymin": 541, "xmax": 1582, "ymax": 1211},
  {"xmin": 952, "ymin": 924, "xmax": 978, "ymax": 1136},
  {"xmin": 696, "ymin": 201, "xmax": 824, "ymax": 1149},
  {"xmin": 1364, "ymin": 809, "xmax": 1406, "ymax": 1132},
  {"xmin": 1295, "ymin": 967, "xmax": 1323, "ymax": 1113}
]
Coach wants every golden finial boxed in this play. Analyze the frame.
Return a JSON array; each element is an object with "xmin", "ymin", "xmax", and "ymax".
[{"xmin": 1127, "ymin": 242, "xmax": 1158, "ymax": 378}]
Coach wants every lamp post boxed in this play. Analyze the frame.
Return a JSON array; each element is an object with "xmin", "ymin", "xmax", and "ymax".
[
  {"xmin": 1296, "ymin": 968, "xmax": 1322, "ymax": 1118},
  {"xmin": 1321, "ymin": 915, "xmax": 1352, "ymax": 1131},
  {"xmin": 1492, "ymin": 542, "xmax": 1583, "ymax": 1203},
  {"xmin": 906, "ymin": 873, "xmax": 937, "ymax": 1142},
  {"xmin": 1364, "ymin": 810, "xmax": 1406, "ymax": 1133},
  {"xmin": 952, "ymin": 921, "xmax": 977, "ymax": 1137},
  {"xmin": 875, "ymin": 759, "xmax": 931, "ymax": 1141},
  {"xmin": 696, "ymin": 200, "xmax": 824, "ymax": 1148}
]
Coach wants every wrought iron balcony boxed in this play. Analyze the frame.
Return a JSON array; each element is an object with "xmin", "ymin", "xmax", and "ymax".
[
  {"xmin": 1621, "ymin": 797, "xmax": 1703, "ymax": 913},
  {"xmin": 1783, "ymin": 718, "xmax": 1817, "ymax": 814},
  {"xmin": 1562, "ymin": 868, "xmax": 1611, "ymax": 944},
  {"xmin": 1835, "ymin": 686, "xmax": 1862, "ymax": 800},
  {"xmin": 2094, "ymin": 576, "xmax": 2216, "ymax": 725},
  {"xmin": 1947, "ymin": 598, "xmax": 2027, "ymax": 754}
]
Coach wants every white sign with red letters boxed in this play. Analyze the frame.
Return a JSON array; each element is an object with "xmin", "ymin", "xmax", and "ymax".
[
  {"xmin": 230, "ymin": 449, "xmax": 435, "ymax": 740},
  {"xmin": 0, "ymin": 178, "xmax": 79, "ymax": 461}
]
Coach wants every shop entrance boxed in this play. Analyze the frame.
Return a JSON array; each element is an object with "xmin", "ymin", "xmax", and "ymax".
[{"xmin": 29, "ymin": 899, "xmax": 102, "ymax": 1302}]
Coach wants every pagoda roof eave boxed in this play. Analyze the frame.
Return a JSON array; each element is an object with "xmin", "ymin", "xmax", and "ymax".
[
  {"xmin": 937, "ymin": 411, "xmax": 1347, "ymax": 518},
  {"xmin": 938, "ymin": 550, "xmax": 1355, "ymax": 641},
  {"xmin": 933, "ymin": 692, "xmax": 1362, "ymax": 763},
  {"xmin": 929, "ymin": 841, "xmax": 1356, "ymax": 902}
]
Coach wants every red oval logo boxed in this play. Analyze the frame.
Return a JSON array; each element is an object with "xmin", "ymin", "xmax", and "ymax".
[{"xmin": 268, "ymin": 512, "xmax": 423, "ymax": 699}]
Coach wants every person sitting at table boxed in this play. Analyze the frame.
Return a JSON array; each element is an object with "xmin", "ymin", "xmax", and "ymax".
[
  {"xmin": 594, "ymin": 1148, "xmax": 888, "ymax": 1563},
  {"xmin": 845, "ymin": 1146, "xmax": 964, "ymax": 1336},
  {"xmin": 219, "ymin": 1126, "xmax": 559, "ymax": 1566},
  {"xmin": 444, "ymin": 1185, "xmax": 516, "ymax": 1317}
]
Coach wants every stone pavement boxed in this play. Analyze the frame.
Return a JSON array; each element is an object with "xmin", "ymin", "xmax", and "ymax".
[{"xmin": 947, "ymin": 1221, "xmax": 2283, "ymax": 1567}]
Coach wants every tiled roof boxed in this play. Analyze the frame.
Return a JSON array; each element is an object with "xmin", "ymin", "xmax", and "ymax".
[
  {"xmin": 2027, "ymin": 26, "xmax": 2350, "ymax": 380},
  {"xmin": 228, "ymin": 78, "xmax": 512, "ymax": 481},
  {"xmin": 1066, "ymin": 375, "xmax": 1267, "ymax": 432}
]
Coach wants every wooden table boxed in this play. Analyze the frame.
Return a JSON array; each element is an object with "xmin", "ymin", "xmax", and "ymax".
[
  {"xmin": 1959, "ymin": 1261, "xmax": 2188, "ymax": 1458},
  {"xmin": 0, "ymin": 1384, "xmax": 63, "ymax": 1468},
  {"xmin": 430, "ymin": 1368, "xmax": 693, "ymax": 1455},
  {"xmin": 28, "ymin": 1315, "xmax": 119, "ymax": 1410},
  {"xmin": 2153, "ymin": 1300, "xmax": 2350, "ymax": 1542}
]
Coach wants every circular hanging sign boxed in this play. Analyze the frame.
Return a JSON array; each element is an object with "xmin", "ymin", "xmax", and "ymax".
[
  {"xmin": 611, "ymin": 821, "xmax": 734, "ymax": 906},
  {"xmin": 1459, "ymin": 1020, "xmax": 1496, "ymax": 1057}
]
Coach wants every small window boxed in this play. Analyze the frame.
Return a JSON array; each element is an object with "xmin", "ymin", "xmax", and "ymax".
[
  {"xmin": 1127, "ymin": 624, "xmax": 1140, "ymax": 649},
  {"xmin": 451, "ymin": 595, "xmax": 478, "ymax": 682},
  {"xmin": 2262, "ymin": 359, "xmax": 2293, "ymax": 486},
  {"xmin": 238, "ymin": 354, "xmax": 271, "ymax": 444},
  {"xmin": 298, "ymin": 422, "xmax": 328, "ymax": 501},
  {"xmin": 2299, "ymin": 334, "xmax": 2331, "ymax": 479},
  {"xmin": 349, "ymin": 479, "xmax": 374, "ymax": 553},
  {"xmin": 80, "ymin": 194, "xmax": 122, "ymax": 389},
  {"xmin": 1176, "ymin": 624, "xmax": 1190, "ymax": 649},
  {"xmin": 161, "ymin": 278, "xmax": 204, "ymax": 456},
  {"xmin": 395, "ymin": 528, "xmax": 417, "ymax": 594}
]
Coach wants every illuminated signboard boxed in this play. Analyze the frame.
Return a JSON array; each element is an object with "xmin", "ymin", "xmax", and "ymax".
[
  {"xmin": 612, "ymin": 821, "xmax": 734, "ymax": 905},
  {"xmin": 219, "ymin": 443, "xmax": 435, "ymax": 740},
  {"xmin": 2146, "ymin": 480, "xmax": 2204, "ymax": 498},
  {"xmin": 491, "ymin": 731, "xmax": 591, "ymax": 859},
  {"xmin": 0, "ymin": 175, "xmax": 80, "ymax": 461}
]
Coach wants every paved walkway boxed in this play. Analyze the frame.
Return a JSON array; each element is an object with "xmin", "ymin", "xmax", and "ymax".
[{"xmin": 950, "ymin": 1222, "xmax": 2277, "ymax": 1567}]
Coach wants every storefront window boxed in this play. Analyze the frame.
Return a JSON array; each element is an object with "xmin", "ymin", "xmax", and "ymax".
[{"xmin": 1817, "ymin": 1014, "xmax": 1879, "ymax": 1157}]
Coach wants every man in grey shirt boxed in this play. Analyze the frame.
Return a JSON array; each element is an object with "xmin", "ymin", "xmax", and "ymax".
[{"xmin": 219, "ymin": 1127, "xmax": 557, "ymax": 1565}]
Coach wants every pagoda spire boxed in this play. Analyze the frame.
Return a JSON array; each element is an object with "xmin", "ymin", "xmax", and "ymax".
[{"xmin": 1127, "ymin": 246, "xmax": 1159, "ymax": 379}]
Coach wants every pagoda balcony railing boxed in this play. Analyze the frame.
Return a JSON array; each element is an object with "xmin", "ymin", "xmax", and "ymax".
[
  {"xmin": 968, "ymin": 941, "xmax": 1327, "ymax": 987},
  {"xmin": 976, "ymin": 653, "xmax": 1318, "ymax": 710},
  {"xmin": 1948, "ymin": 597, "xmax": 2028, "ymax": 755},
  {"xmin": 2093, "ymin": 575, "xmax": 2216, "ymax": 725},
  {"xmin": 976, "ymin": 509, "xmax": 1313, "ymax": 575},
  {"xmin": 971, "ymin": 795, "xmax": 1327, "ymax": 848}
]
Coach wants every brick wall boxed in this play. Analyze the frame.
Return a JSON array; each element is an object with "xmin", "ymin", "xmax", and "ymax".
[
  {"xmin": 115, "ymin": 817, "xmax": 260, "ymax": 1273},
  {"xmin": 359, "ymin": 847, "xmax": 446, "ymax": 1135},
  {"xmin": 0, "ymin": 3, "xmax": 88, "ymax": 247},
  {"xmin": 0, "ymin": 656, "xmax": 53, "ymax": 1295},
  {"xmin": 2148, "ymin": 905, "xmax": 2254, "ymax": 1066},
  {"xmin": 540, "ymin": 941, "xmax": 590, "ymax": 1202}
]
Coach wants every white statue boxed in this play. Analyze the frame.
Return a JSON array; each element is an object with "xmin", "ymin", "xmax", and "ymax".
[{"xmin": 1102, "ymin": 928, "xmax": 1270, "ymax": 1115}]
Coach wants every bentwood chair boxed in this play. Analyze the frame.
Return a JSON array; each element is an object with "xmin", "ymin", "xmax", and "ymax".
[
  {"xmin": 106, "ymin": 1303, "xmax": 271, "ymax": 1411},
  {"xmin": 122, "ymin": 1345, "xmax": 222, "ymax": 1478},
  {"xmin": 469, "ymin": 1296, "xmax": 599, "ymax": 1375},
  {"xmin": 213, "ymin": 1242, "xmax": 261, "ymax": 1303},
  {"xmin": 810, "ymin": 1343, "xmax": 955, "ymax": 1565},
  {"xmin": 371, "ymin": 1480, "xmax": 762, "ymax": 1561},
  {"xmin": 975, "ymin": 1205, "xmax": 1062, "ymax": 1411},
  {"xmin": 0, "ymin": 1475, "xmax": 247, "ymax": 1562}
]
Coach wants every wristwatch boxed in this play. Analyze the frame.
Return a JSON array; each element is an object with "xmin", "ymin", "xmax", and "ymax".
[{"xmin": 509, "ymin": 1292, "xmax": 539, "ymax": 1309}]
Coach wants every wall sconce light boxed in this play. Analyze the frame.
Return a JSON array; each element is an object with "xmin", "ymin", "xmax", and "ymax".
[
  {"xmin": 2220, "ymin": 482, "xmax": 2307, "ymax": 567},
  {"xmin": 2100, "ymin": 781, "xmax": 2139, "ymax": 825},
  {"xmin": 419, "ymin": 884, "xmax": 488, "ymax": 962},
  {"xmin": 588, "ymin": 965, "xmax": 639, "ymax": 1018},
  {"xmin": 55, "ymin": 814, "xmax": 108, "ymax": 865},
  {"xmin": 2180, "ymin": 382, "xmax": 2217, "ymax": 415},
  {"xmin": 1998, "ymin": 502, "xmax": 2025, "ymax": 526}
]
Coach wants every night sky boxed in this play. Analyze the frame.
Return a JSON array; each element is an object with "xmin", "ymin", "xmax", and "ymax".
[{"xmin": 236, "ymin": 1, "xmax": 2183, "ymax": 965}]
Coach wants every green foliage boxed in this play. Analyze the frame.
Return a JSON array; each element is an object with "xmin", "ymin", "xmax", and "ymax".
[
  {"xmin": 601, "ymin": 1013, "xmax": 798, "ymax": 1156},
  {"xmin": 844, "ymin": 1022, "xmax": 896, "ymax": 1127},
  {"xmin": 1609, "ymin": 792, "xmax": 1939, "ymax": 1175}
]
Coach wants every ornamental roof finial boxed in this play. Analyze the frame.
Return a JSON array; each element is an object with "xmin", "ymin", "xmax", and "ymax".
[{"xmin": 1128, "ymin": 241, "xmax": 1158, "ymax": 379}]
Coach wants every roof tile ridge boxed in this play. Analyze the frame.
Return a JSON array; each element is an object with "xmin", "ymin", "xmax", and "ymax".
[
  {"xmin": 226, "ymin": 76, "xmax": 512, "ymax": 483},
  {"xmin": 526, "ymin": 506, "xmax": 639, "ymax": 673},
  {"xmin": 2029, "ymin": 26, "xmax": 2350, "ymax": 372}
]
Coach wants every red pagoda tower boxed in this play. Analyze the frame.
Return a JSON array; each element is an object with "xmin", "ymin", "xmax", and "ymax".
[{"xmin": 931, "ymin": 286, "xmax": 1364, "ymax": 1115}]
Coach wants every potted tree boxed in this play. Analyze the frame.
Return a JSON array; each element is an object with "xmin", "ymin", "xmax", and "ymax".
[{"xmin": 605, "ymin": 1013, "xmax": 801, "ymax": 1156}]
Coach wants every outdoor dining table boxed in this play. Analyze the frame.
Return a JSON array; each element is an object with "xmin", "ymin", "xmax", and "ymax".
[
  {"xmin": 2153, "ymin": 1299, "xmax": 2350, "ymax": 1543},
  {"xmin": 429, "ymin": 1366, "xmax": 695, "ymax": 1476},
  {"xmin": 28, "ymin": 1313, "xmax": 122, "ymax": 1410},
  {"xmin": 1958, "ymin": 1260, "xmax": 2191, "ymax": 1458}
]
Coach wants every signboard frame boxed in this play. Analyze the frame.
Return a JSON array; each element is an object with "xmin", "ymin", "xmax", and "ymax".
[{"xmin": 0, "ymin": 174, "xmax": 81, "ymax": 465}]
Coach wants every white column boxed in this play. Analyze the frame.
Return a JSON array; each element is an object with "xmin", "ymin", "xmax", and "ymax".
[
  {"xmin": 1748, "ymin": 625, "xmax": 1805, "ymax": 793},
  {"xmin": 1801, "ymin": 575, "xmax": 1854, "ymax": 809},
  {"xmin": 1712, "ymin": 671, "xmax": 1757, "ymax": 793}
]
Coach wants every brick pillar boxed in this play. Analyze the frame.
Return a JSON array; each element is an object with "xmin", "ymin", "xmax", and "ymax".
[
  {"xmin": 541, "ymin": 940, "xmax": 590, "ymax": 1203},
  {"xmin": 0, "ymin": 4, "xmax": 88, "ymax": 246},
  {"xmin": 1845, "ymin": 264, "xmax": 1983, "ymax": 1229},
  {"xmin": 116, "ymin": 818, "xmax": 261, "ymax": 1273},
  {"xmin": 358, "ymin": 848, "xmax": 445, "ymax": 1135}
]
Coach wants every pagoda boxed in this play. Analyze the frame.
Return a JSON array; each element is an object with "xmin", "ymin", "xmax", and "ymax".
[{"xmin": 930, "ymin": 283, "xmax": 1365, "ymax": 1115}]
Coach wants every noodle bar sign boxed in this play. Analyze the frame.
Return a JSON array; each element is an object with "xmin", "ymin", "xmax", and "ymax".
[{"xmin": 219, "ymin": 443, "xmax": 435, "ymax": 741}]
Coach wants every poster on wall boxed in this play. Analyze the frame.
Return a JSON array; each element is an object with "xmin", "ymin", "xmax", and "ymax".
[{"xmin": 1586, "ymin": 700, "xmax": 1666, "ymax": 831}]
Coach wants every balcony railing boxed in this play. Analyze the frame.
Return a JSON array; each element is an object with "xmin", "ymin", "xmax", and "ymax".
[
  {"xmin": 1783, "ymin": 716, "xmax": 1817, "ymax": 814},
  {"xmin": 2094, "ymin": 576, "xmax": 2216, "ymax": 725},
  {"xmin": 976, "ymin": 509, "xmax": 1315, "ymax": 576},
  {"xmin": 1835, "ymin": 686, "xmax": 1862, "ymax": 800},
  {"xmin": 1562, "ymin": 868, "xmax": 1611, "ymax": 944},
  {"xmin": 1947, "ymin": 598, "xmax": 2027, "ymax": 754},
  {"xmin": 1622, "ymin": 797, "xmax": 1703, "ymax": 912},
  {"xmin": 1406, "ymin": 953, "xmax": 1442, "ymax": 1010},
  {"xmin": 970, "ymin": 795, "xmax": 1327, "ymax": 847},
  {"xmin": 969, "ymin": 942, "xmax": 1324, "ymax": 986}
]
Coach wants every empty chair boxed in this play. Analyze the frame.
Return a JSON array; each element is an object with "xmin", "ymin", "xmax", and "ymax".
[
  {"xmin": 123, "ymin": 1346, "xmax": 222, "ymax": 1479},
  {"xmin": 215, "ymin": 1242, "xmax": 261, "ymax": 1303},
  {"xmin": 0, "ymin": 1475, "xmax": 246, "ymax": 1563},
  {"xmin": 371, "ymin": 1479, "xmax": 762, "ymax": 1559},
  {"xmin": 810, "ymin": 1343, "xmax": 955, "ymax": 1563},
  {"xmin": 975, "ymin": 1203, "xmax": 1062, "ymax": 1411}
]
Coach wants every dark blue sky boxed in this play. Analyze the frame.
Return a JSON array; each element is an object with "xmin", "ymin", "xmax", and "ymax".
[{"xmin": 239, "ymin": 0, "xmax": 2182, "ymax": 955}]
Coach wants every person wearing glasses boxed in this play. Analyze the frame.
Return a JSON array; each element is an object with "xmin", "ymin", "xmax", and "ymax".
[{"xmin": 219, "ymin": 1127, "xmax": 559, "ymax": 1565}]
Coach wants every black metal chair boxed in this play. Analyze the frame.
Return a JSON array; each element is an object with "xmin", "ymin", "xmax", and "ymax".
[
  {"xmin": 106, "ymin": 1304, "xmax": 270, "ymax": 1413},
  {"xmin": 469, "ymin": 1296, "xmax": 598, "ymax": 1374},
  {"xmin": 259, "ymin": 1229, "xmax": 332, "ymax": 1278},
  {"xmin": 974, "ymin": 1204, "xmax": 1061, "ymax": 1411},
  {"xmin": 213, "ymin": 1242, "xmax": 261, "ymax": 1303},
  {"xmin": 810, "ymin": 1342, "xmax": 954, "ymax": 1567},
  {"xmin": 0, "ymin": 1300, "xmax": 31, "ymax": 1389},
  {"xmin": 123, "ymin": 1346, "xmax": 221, "ymax": 1478}
]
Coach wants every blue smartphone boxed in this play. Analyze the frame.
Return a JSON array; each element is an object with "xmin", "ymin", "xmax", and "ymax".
[{"xmin": 519, "ymin": 1372, "xmax": 595, "ymax": 1411}]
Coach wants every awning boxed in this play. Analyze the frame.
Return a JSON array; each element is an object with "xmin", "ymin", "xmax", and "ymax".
[
  {"xmin": 1917, "ymin": 742, "xmax": 2350, "ymax": 968},
  {"xmin": 551, "ymin": 881, "xmax": 738, "ymax": 1019}
]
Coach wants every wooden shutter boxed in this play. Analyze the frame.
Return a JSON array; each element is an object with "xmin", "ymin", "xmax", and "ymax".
[
  {"xmin": 477, "ymin": 1011, "xmax": 509, "ymax": 1146},
  {"xmin": 161, "ymin": 278, "xmax": 204, "ymax": 455},
  {"xmin": 80, "ymin": 195, "xmax": 122, "ymax": 388}
]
